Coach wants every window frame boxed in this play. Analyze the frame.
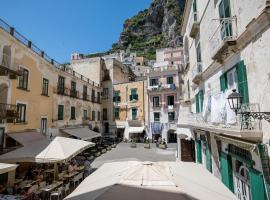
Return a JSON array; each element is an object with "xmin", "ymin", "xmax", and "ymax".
[
  {"xmin": 70, "ymin": 106, "xmax": 76, "ymax": 120},
  {"xmin": 16, "ymin": 103, "xmax": 26, "ymax": 123},
  {"xmin": 18, "ymin": 67, "xmax": 29, "ymax": 90},
  {"xmin": 166, "ymin": 76, "xmax": 174, "ymax": 84},
  {"xmin": 58, "ymin": 105, "xmax": 64, "ymax": 120},
  {"xmin": 152, "ymin": 96, "xmax": 160, "ymax": 108},
  {"xmin": 154, "ymin": 112, "xmax": 160, "ymax": 122},
  {"xmin": 42, "ymin": 78, "xmax": 49, "ymax": 96}
]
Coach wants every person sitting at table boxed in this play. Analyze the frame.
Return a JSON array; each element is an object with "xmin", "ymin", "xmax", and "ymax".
[
  {"xmin": 36, "ymin": 171, "xmax": 44, "ymax": 185},
  {"xmin": 84, "ymin": 158, "xmax": 92, "ymax": 178},
  {"xmin": 68, "ymin": 163, "xmax": 74, "ymax": 174},
  {"xmin": 13, "ymin": 183, "xmax": 21, "ymax": 195},
  {"xmin": 0, "ymin": 184, "xmax": 8, "ymax": 194}
]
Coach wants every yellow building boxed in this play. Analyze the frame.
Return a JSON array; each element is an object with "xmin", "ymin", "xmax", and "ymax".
[{"xmin": 113, "ymin": 80, "xmax": 147, "ymax": 141}]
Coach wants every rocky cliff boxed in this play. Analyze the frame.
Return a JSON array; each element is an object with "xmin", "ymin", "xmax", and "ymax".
[{"xmin": 111, "ymin": 0, "xmax": 186, "ymax": 59}]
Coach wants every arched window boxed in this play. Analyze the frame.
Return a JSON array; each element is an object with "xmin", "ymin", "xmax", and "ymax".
[{"xmin": 2, "ymin": 46, "xmax": 11, "ymax": 68}]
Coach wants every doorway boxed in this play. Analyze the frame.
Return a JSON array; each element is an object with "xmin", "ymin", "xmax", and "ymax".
[
  {"xmin": 168, "ymin": 130, "xmax": 177, "ymax": 143},
  {"xmin": 41, "ymin": 117, "xmax": 47, "ymax": 135},
  {"xmin": 181, "ymin": 139, "xmax": 195, "ymax": 162}
]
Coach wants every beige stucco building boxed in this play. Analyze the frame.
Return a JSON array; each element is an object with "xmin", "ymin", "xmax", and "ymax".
[{"xmin": 113, "ymin": 80, "xmax": 147, "ymax": 140}]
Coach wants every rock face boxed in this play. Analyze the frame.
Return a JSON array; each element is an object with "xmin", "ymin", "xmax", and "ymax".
[{"xmin": 111, "ymin": 0, "xmax": 186, "ymax": 58}]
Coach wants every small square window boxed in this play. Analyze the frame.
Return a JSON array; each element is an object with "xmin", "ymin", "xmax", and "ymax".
[{"xmin": 154, "ymin": 112, "xmax": 160, "ymax": 122}]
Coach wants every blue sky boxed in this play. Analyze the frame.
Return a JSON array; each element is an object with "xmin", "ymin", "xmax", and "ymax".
[{"xmin": 0, "ymin": 0, "xmax": 152, "ymax": 63}]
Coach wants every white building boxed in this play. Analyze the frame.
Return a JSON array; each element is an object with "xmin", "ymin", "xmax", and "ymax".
[
  {"xmin": 146, "ymin": 48, "xmax": 183, "ymax": 143},
  {"xmin": 177, "ymin": 1, "xmax": 270, "ymax": 200}
]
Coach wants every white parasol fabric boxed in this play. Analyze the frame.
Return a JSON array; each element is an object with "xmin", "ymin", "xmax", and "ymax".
[{"xmin": 0, "ymin": 137, "xmax": 94, "ymax": 163}]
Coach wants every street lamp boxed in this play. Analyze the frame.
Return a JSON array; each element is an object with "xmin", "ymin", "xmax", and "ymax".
[
  {"xmin": 227, "ymin": 89, "xmax": 243, "ymax": 114},
  {"xmin": 227, "ymin": 89, "xmax": 270, "ymax": 123}
]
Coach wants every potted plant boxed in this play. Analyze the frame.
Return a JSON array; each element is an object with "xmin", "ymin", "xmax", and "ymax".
[
  {"xmin": 130, "ymin": 139, "xmax": 136, "ymax": 148},
  {"xmin": 144, "ymin": 139, "xmax": 150, "ymax": 149}
]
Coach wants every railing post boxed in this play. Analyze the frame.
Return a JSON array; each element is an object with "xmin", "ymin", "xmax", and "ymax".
[
  {"xmin": 28, "ymin": 41, "xmax": 32, "ymax": 48},
  {"xmin": 41, "ymin": 51, "xmax": 44, "ymax": 58},
  {"xmin": 10, "ymin": 27, "xmax": 14, "ymax": 36},
  {"xmin": 51, "ymin": 59, "xmax": 54, "ymax": 65}
]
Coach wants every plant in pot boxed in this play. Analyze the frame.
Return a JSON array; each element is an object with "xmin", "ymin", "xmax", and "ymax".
[
  {"xmin": 130, "ymin": 139, "xmax": 136, "ymax": 148},
  {"xmin": 144, "ymin": 139, "xmax": 150, "ymax": 149}
]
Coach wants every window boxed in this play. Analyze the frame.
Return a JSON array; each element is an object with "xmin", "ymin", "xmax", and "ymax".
[
  {"xmin": 70, "ymin": 81, "xmax": 77, "ymax": 97},
  {"xmin": 219, "ymin": 0, "xmax": 232, "ymax": 40},
  {"xmin": 58, "ymin": 105, "xmax": 64, "ymax": 120},
  {"xmin": 98, "ymin": 111, "xmax": 101, "ymax": 121},
  {"xmin": 58, "ymin": 76, "xmax": 65, "ymax": 94},
  {"xmin": 83, "ymin": 85, "xmax": 87, "ymax": 100},
  {"xmin": 131, "ymin": 108, "xmax": 137, "ymax": 120},
  {"xmin": 130, "ymin": 88, "xmax": 138, "ymax": 101},
  {"xmin": 167, "ymin": 96, "xmax": 175, "ymax": 106},
  {"xmin": 91, "ymin": 89, "xmax": 95, "ymax": 102},
  {"xmin": 168, "ymin": 112, "xmax": 175, "ymax": 122},
  {"xmin": 18, "ymin": 68, "xmax": 29, "ymax": 90},
  {"xmin": 153, "ymin": 96, "xmax": 160, "ymax": 107},
  {"xmin": 42, "ymin": 78, "xmax": 49, "ymax": 96},
  {"xmin": 187, "ymin": 80, "xmax": 191, "ymax": 99},
  {"xmin": 102, "ymin": 88, "xmax": 109, "ymax": 99},
  {"xmin": 150, "ymin": 78, "xmax": 159, "ymax": 86},
  {"xmin": 16, "ymin": 103, "xmax": 26, "ymax": 123},
  {"xmin": 113, "ymin": 91, "xmax": 121, "ymax": 102},
  {"xmin": 103, "ymin": 109, "xmax": 108, "ymax": 120},
  {"xmin": 195, "ymin": 90, "xmax": 204, "ymax": 113},
  {"xmin": 220, "ymin": 61, "xmax": 249, "ymax": 103},
  {"xmin": 92, "ymin": 111, "xmax": 95, "ymax": 121},
  {"xmin": 71, "ymin": 106, "xmax": 76, "ymax": 120},
  {"xmin": 154, "ymin": 112, "xmax": 160, "ymax": 122},
  {"xmin": 196, "ymin": 43, "xmax": 202, "ymax": 74},
  {"xmin": 97, "ymin": 92, "xmax": 100, "ymax": 103},
  {"xmin": 83, "ymin": 110, "xmax": 88, "ymax": 119},
  {"xmin": 167, "ymin": 76, "xmax": 174, "ymax": 84},
  {"xmin": 114, "ymin": 108, "xmax": 120, "ymax": 119}
]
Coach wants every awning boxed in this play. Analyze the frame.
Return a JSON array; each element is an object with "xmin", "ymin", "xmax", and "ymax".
[
  {"xmin": 129, "ymin": 127, "xmax": 145, "ymax": 134},
  {"xmin": 0, "ymin": 137, "xmax": 94, "ymax": 163},
  {"xmin": 61, "ymin": 127, "xmax": 101, "ymax": 141},
  {"xmin": 7, "ymin": 131, "xmax": 47, "ymax": 146},
  {"xmin": 177, "ymin": 128, "xmax": 192, "ymax": 139},
  {"xmin": 0, "ymin": 163, "xmax": 18, "ymax": 174}
]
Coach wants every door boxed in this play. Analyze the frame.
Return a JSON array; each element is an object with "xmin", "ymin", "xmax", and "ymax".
[
  {"xmin": 219, "ymin": 0, "xmax": 232, "ymax": 40},
  {"xmin": 233, "ymin": 164, "xmax": 251, "ymax": 200},
  {"xmin": 41, "ymin": 118, "xmax": 47, "ymax": 135},
  {"xmin": 0, "ymin": 128, "xmax": 4, "ymax": 149},
  {"xmin": 181, "ymin": 139, "xmax": 195, "ymax": 162}
]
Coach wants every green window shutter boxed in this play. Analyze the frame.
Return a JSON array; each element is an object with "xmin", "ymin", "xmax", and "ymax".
[
  {"xmin": 195, "ymin": 94, "xmax": 199, "ymax": 113},
  {"xmin": 206, "ymin": 144, "xmax": 212, "ymax": 173},
  {"xmin": 220, "ymin": 152, "xmax": 234, "ymax": 192},
  {"xmin": 236, "ymin": 61, "xmax": 249, "ymax": 104},
  {"xmin": 200, "ymin": 90, "xmax": 204, "ymax": 112},
  {"xmin": 196, "ymin": 140, "xmax": 202, "ymax": 163},
  {"xmin": 220, "ymin": 73, "xmax": 228, "ymax": 92},
  {"xmin": 249, "ymin": 168, "xmax": 266, "ymax": 200},
  {"xmin": 132, "ymin": 108, "xmax": 137, "ymax": 120},
  {"xmin": 58, "ymin": 105, "xmax": 64, "ymax": 120},
  {"xmin": 71, "ymin": 107, "xmax": 76, "ymax": 119}
]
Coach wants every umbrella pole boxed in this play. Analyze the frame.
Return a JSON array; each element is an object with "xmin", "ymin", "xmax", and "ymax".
[{"xmin": 54, "ymin": 163, "xmax": 57, "ymax": 182}]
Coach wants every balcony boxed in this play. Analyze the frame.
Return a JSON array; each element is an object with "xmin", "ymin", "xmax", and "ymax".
[
  {"xmin": 82, "ymin": 93, "xmax": 89, "ymax": 101},
  {"xmin": 91, "ymin": 97, "xmax": 101, "ymax": 104},
  {"xmin": 0, "ymin": 103, "xmax": 19, "ymax": 121},
  {"xmin": 148, "ymin": 84, "xmax": 178, "ymax": 92},
  {"xmin": 178, "ymin": 103, "xmax": 262, "ymax": 141},
  {"xmin": 210, "ymin": 17, "xmax": 238, "ymax": 62},
  {"xmin": 0, "ymin": 54, "xmax": 21, "ymax": 78},
  {"xmin": 146, "ymin": 65, "xmax": 179, "ymax": 74},
  {"xmin": 189, "ymin": 12, "xmax": 200, "ymax": 38},
  {"xmin": 192, "ymin": 62, "xmax": 203, "ymax": 85},
  {"xmin": 70, "ymin": 89, "xmax": 79, "ymax": 98},
  {"xmin": 54, "ymin": 87, "xmax": 70, "ymax": 96}
]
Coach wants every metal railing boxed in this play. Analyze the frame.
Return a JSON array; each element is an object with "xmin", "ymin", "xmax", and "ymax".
[
  {"xmin": 0, "ymin": 103, "xmax": 18, "ymax": 120},
  {"xmin": 147, "ymin": 65, "xmax": 179, "ymax": 73},
  {"xmin": 0, "ymin": 18, "xmax": 100, "ymax": 87},
  {"xmin": 180, "ymin": 103, "xmax": 261, "ymax": 131},
  {"xmin": 209, "ymin": 17, "xmax": 238, "ymax": 57},
  {"xmin": 192, "ymin": 62, "xmax": 202, "ymax": 80}
]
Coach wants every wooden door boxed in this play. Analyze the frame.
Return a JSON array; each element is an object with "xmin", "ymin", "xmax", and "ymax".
[{"xmin": 181, "ymin": 139, "xmax": 195, "ymax": 162}]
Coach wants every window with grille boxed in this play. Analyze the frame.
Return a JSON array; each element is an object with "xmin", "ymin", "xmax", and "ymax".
[
  {"xmin": 18, "ymin": 68, "xmax": 29, "ymax": 90},
  {"xmin": 42, "ymin": 78, "xmax": 49, "ymax": 96}
]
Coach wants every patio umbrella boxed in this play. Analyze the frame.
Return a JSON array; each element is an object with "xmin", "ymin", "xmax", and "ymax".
[{"xmin": 0, "ymin": 137, "xmax": 94, "ymax": 163}]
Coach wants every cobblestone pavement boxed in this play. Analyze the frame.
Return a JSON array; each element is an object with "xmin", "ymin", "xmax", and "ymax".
[{"xmin": 91, "ymin": 142, "xmax": 177, "ymax": 169}]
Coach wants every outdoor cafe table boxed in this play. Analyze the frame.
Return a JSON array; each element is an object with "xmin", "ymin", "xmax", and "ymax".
[
  {"xmin": 75, "ymin": 166, "xmax": 85, "ymax": 172},
  {"xmin": 63, "ymin": 171, "xmax": 79, "ymax": 179}
]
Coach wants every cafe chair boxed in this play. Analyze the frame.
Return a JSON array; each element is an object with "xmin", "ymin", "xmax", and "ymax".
[
  {"xmin": 63, "ymin": 183, "xmax": 70, "ymax": 196},
  {"xmin": 50, "ymin": 187, "xmax": 63, "ymax": 200}
]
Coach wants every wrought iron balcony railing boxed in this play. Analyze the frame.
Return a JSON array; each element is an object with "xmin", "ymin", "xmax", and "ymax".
[
  {"xmin": 0, "ymin": 103, "xmax": 19, "ymax": 120},
  {"xmin": 209, "ymin": 17, "xmax": 238, "ymax": 61}
]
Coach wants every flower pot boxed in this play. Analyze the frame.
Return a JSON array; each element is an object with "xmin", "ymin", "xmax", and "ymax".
[
  {"xmin": 130, "ymin": 143, "xmax": 137, "ymax": 148},
  {"xmin": 144, "ymin": 143, "xmax": 150, "ymax": 149}
]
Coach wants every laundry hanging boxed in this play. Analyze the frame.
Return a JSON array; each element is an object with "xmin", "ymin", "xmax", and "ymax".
[{"xmin": 210, "ymin": 92, "xmax": 226, "ymax": 124}]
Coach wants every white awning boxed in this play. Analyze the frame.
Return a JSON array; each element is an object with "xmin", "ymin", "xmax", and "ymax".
[
  {"xmin": 7, "ymin": 131, "xmax": 47, "ymax": 146},
  {"xmin": 0, "ymin": 137, "xmax": 94, "ymax": 163},
  {"xmin": 0, "ymin": 163, "xmax": 18, "ymax": 174},
  {"xmin": 61, "ymin": 127, "xmax": 101, "ymax": 141},
  {"xmin": 129, "ymin": 127, "xmax": 145, "ymax": 134},
  {"xmin": 177, "ymin": 128, "xmax": 192, "ymax": 139}
]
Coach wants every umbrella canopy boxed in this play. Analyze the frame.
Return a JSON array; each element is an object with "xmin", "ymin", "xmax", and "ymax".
[
  {"xmin": 61, "ymin": 127, "xmax": 101, "ymax": 141},
  {"xmin": 0, "ymin": 137, "xmax": 94, "ymax": 163},
  {"xmin": 0, "ymin": 163, "xmax": 18, "ymax": 174},
  {"xmin": 65, "ymin": 161, "xmax": 237, "ymax": 200}
]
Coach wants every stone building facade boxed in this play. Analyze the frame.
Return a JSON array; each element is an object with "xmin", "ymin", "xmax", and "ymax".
[{"xmin": 177, "ymin": 1, "xmax": 270, "ymax": 200}]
